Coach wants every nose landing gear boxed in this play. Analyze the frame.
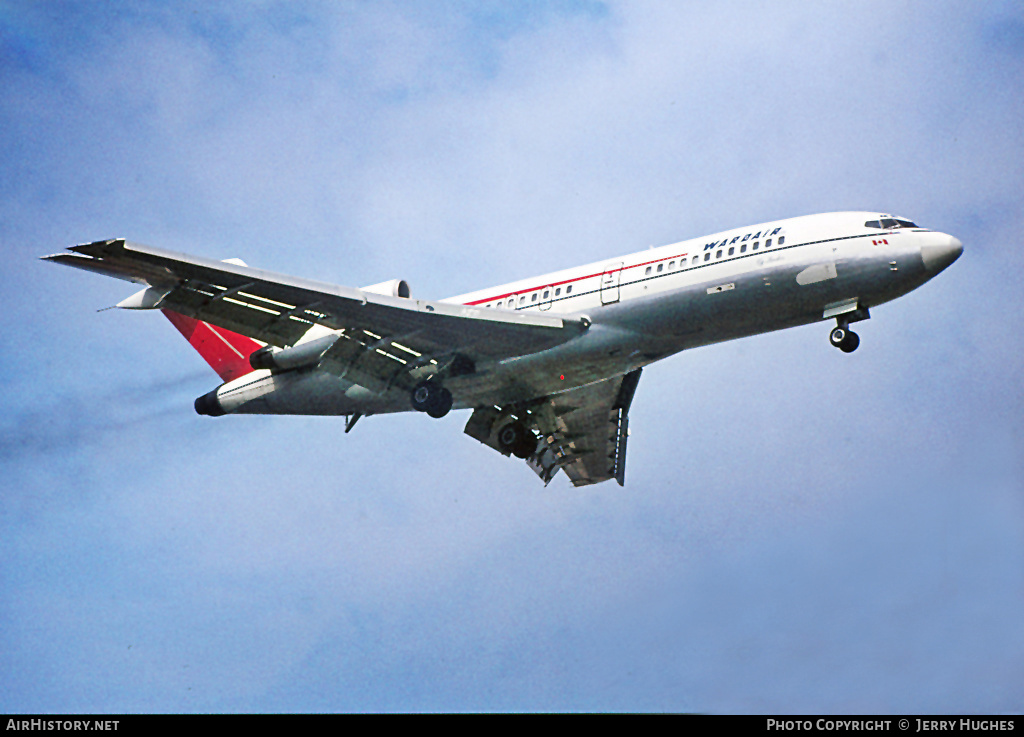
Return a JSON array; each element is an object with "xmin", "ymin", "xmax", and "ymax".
[
  {"xmin": 824, "ymin": 300, "xmax": 869, "ymax": 354},
  {"xmin": 829, "ymin": 325, "xmax": 860, "ymax": 353}
]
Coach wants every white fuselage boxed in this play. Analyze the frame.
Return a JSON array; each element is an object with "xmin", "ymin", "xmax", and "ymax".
[{"xmin": 221, "ymin": 211, "xmax": 961, "ymax": 416}]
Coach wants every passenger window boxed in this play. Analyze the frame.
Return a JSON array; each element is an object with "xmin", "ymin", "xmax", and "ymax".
[
  {"xmin": 765, "ymin": 239, "xmax": 772, "ymax": 248},
  {"xmin": 543, "ymin": 290, "xmax": 549, "ymax": 299},
  {"xmin": 728, "ymin": 247, "xmax": 734, "ymax": 256},
  {"xmin": 531, "ymin": 293, "xmax": 538, "ymax": 302},
  {"xmin": 704, "ymin": 253, "xmax": 711, "ymax": 262},
  {"xmin": 519, "ymin": 296, "xmax": 525, "ymax": 306},
  {"xmin": 740, "ymin": 244, "xmax": 747, "ymax": 253},
  {"xmin": 555, "ymin": 287, "xmax": 561, "ymax": 296},
  {"xmin": 645, "ymin": 266, "xmax": 652, "ymax": 275},
  {"xmin": 692, "ymin": 255, "xmax": 698, "ymax": 264},
  {"xmin": 669, "ymin": 261, "xmax": 675, "ymax": 269},
  {"xmin": 566, "ymin": 285, "xmax": 572, "ymax": 294},
  {"xmin": 657, "ymin": 263, "xmax": 663, "ymax": 273},
  {"xmin": 752, "ymin": 241, "xmax": 759, "ymax": 250},
  {"xmin": 778, "ymin": 236, "xmax": 785, "ymax": 245},
  {"xmin": 716, "ymin": 250, "xmax": 722, "ymax": 259}
]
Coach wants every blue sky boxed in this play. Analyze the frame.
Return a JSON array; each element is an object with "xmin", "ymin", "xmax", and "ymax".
[{"xmin": 2, "ymin": 1, "xmax": 1022, "ymax": 713}]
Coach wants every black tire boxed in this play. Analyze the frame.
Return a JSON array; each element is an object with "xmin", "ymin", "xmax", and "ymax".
[
  {"xmin": 512, "ymin": 433, "xmax": 538, "ymax": 459},
  {"xmin": 426, "ymin": 387, "xmax": 453, "ymax": 418},
  {"xmin": 411, "ymin": 380, "xmax": 435, "ymax": 412},
  {"xmin": 497, "ymin": 422, "xmax": 524, "ymax": 453},
  {"xmin": 839, "ymin": 330, "xmax": 860, "ymax": 353},
  {"xmin": 412, "ymin": 381, "xmax": 454, "ymax": 418}
]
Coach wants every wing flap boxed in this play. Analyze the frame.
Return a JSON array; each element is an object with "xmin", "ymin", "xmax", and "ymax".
[
  {"xmin": 465, "ymin": 368, "xmax": 643, "ymax": 487},
  {"xmin": 539, "ymin": 368, "xmax": 641, "ymax": 486}
]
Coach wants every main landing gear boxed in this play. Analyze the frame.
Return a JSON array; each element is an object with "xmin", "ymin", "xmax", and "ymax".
[
  {"xmin": 829, "ymin": 325, "xmax": 860, "ymax": 353},
  {"xmin": 410, "ymin": 379, "xmax": 453, "ymax": 418},
  {"xmin": 496, "ymin": 421, "xmax": 539, "ymax": 459}
]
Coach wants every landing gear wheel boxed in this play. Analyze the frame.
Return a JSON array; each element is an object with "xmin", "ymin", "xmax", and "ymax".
[
  {"xmin": 411, "ymin": 381, "xmax": 453, "ymax": 418},
  {"xmin": 497, "ymin": 422, "xmax": 537, "ymax": 458},
  {"xmin": 497, "ymin": 422, "xmax": 522, "ymax": 452},
  {"xmin": 512, "ymin": 434, "xmax": 538, "ymax": 459},
  {"xmin": 411, "ymin": 381, "xmax": 434, "ymax": 412},
  {"xmin": 426, "ymin": 387, "xmax": 453, "ymax": 418},
  {"xmin": 829, "ymin": 326, "xmax": 860, "ymax": 353}
]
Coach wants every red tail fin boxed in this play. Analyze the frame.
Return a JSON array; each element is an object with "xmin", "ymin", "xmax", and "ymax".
[{"xmin": 162, "ymin": 310, "xmax": 261, "ymax": 382}]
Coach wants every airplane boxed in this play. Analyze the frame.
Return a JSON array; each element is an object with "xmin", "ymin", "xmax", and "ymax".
[{"xmin": 44, "ymin": 211, "xmax": 962, "ymax": 487}]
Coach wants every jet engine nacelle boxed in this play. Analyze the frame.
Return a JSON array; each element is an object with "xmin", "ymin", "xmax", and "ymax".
[
  {"xmin": 249, "ymin": 333, "xmax": 340, "ymax": 371},
  {"xmin": 360, "ymin": 279, "xmax": 411, "ymax": 298}
]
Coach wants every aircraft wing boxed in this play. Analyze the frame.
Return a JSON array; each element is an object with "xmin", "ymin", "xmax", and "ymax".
[
  {"xmin": 465, "ymin": 368, "xmax": 643, "ymax": 487},
  {"xmin": 44, "ymin": 239, "xmax": 588, "ymax": 391}
]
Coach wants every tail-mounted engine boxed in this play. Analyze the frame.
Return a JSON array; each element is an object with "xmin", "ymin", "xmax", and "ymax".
[{"xmin": 249, "ymin": 333, "xmax": 340, "ymax": 371}]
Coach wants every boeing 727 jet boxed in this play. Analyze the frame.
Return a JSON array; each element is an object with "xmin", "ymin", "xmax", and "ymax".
[{"xmin": 45, "ymin": 211, "xmax": 962, "ymax": 486}]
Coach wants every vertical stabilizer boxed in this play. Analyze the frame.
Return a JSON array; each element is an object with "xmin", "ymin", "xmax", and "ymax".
[{"xmin": 162, "ymin": 310, "xmax": 261, "ymax": 382}]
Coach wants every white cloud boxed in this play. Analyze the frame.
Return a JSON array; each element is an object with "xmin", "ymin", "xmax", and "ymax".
[{"xmin": 2, "ymin": 0, "xmax": 1021, "ymax": 712}]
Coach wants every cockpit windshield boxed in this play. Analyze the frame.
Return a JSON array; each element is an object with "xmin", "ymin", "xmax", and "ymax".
[{"xmin": 865, "ymin": 216, "xmax": 918, "ymax": 229}]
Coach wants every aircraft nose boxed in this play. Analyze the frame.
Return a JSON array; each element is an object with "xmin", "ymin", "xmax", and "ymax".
[{"xmin": 921, "ymin": 234, "xmax": 963, "ymax": 276}]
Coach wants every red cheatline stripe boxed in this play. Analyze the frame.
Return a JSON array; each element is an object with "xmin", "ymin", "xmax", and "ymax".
[
  {"xmin": 462, "ymin": 252, "xmax": 690, "ymax": 306},
  {"xmin": 162, "ymin": 310, "xmax": 261, "ymax": 382}
]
